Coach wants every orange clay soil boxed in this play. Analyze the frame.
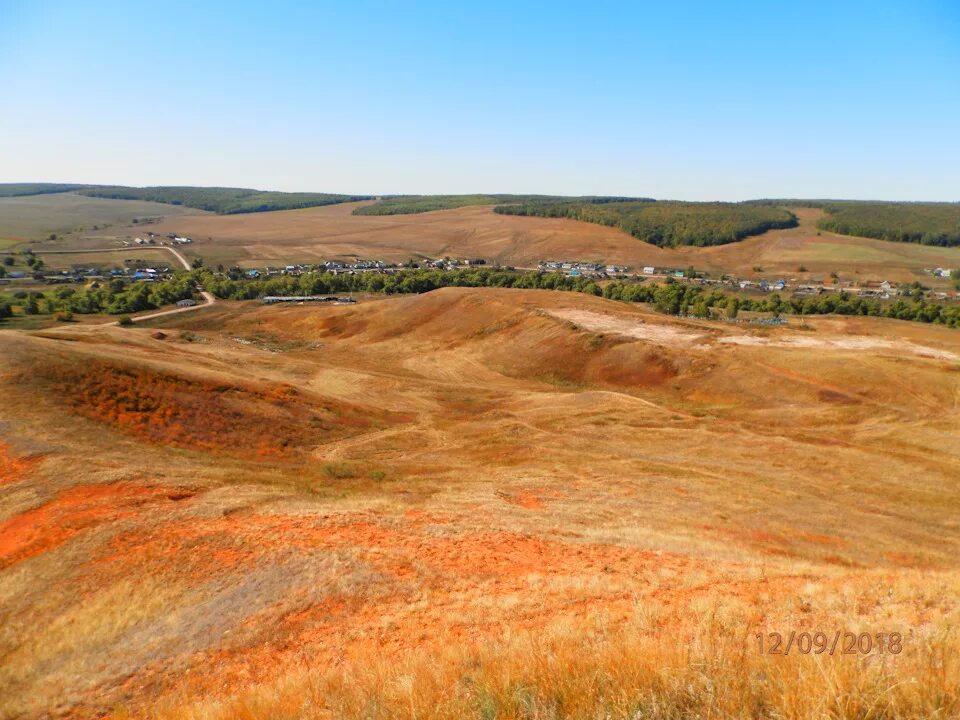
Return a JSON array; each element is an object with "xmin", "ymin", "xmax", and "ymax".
[
  {"xmin": 27, "ymin": 358, "xmax": 406, "ymax": 458},
  {"xmin": 0, "ymin": 443, "xmax": 41, "ymax": 485},
  {"xmin": 0, "ymin": 483, "xmax": 176, "ymax": 569},
  {"xmin": 1, "ymin": 287, "xmax": 959, "ymax": 717}
]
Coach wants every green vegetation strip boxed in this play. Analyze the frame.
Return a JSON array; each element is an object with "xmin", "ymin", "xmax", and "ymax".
[
  {"xmin": 352, "ymin": 195, "xmax": 645, "ymax": 215},
  {"xmin": 816, "ymin": 202, "xmax": 960, "ymax": 247},
  {"xmin": 6, "ymin": 268, "xmax": 955, "ymax": 328},
  {"xmin": 494, "ymin": 200, "xmax": 797, "ymax": 247},
  {"xmin": 749, "ymin": 199, "xmax": 960, "ymax": 247},
  {"xmin": 0, "ymin": 183, "xmax": 88, "ymax": 198},
  {"xmin": 77, "ymin": 186, "xmax": 373, "ymax": 214}
]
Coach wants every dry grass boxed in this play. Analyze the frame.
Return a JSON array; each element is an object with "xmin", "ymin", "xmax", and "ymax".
[
  {"xmin": 1, "ymin": 287, "xmax": 960, "ymax": 718},
  {"xmin": 126, "ymin": 591, "xmax": 960, "ymax": 720},
  {"xmin": 0, "ymin": 192, "xmax": 202, "ymax": 243}
]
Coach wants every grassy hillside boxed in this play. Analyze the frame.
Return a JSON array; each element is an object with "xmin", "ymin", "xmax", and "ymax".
[
  {"xmin": 0, "ymin": 193, "xmax": 200, "ymax": 242},
  {"xmin": 3, "ymin": 289, "xmax": 960, "ymax": 717},
  {"xmin": 0, "ymin": 183, "xmax": 88, "ymax": 197},
  {"xmin": 353, "ymin": 194, "xmax": 646, "ymax": 215},
  {"xmin": 495, "ymin": 200, "xmax": 798, "ymax": 247},
  {"xmin": 78, "ymin": 186, "xmax": 372, "ymax": 214}
]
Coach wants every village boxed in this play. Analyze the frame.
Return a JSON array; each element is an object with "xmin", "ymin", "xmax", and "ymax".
[
  {"xmin": 535, "ymin": 259, "xmax": 960, "ymax": 301},
  {"xmin": 3, "ymin": 239, "xmax": 956, "ymax": 308}
]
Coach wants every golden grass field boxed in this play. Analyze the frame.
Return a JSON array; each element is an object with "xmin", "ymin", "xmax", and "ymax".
[
  {"xmin": 2, "ymin": 287, "xmax": 960, "ymax": 718},
  {"xmin": 60, "ymin": 203, "xmax": 960, "ymax": 286}
]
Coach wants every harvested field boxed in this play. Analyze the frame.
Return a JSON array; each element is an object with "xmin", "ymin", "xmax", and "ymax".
[{"xmin": 66, "ymin": 202, "xmax": 960, "ymax": 286}]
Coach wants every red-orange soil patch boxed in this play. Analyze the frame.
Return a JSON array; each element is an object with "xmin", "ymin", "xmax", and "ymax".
[
  {"xmin": 497, "ymin": 490, "xmax": 545, "ymax": 509},
  {"xmin": 0, "ymin": 443, "xmax": 40, "ymax": 484},
  {"xmin": 29, "ymin": 359, "xmax": 402, "ymax": 457},
  {"xmin": 0, "ymin": 483, "xmax": 171, "ymax": 568}
]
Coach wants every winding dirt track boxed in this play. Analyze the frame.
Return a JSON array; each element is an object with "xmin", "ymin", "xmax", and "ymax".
[{"xmin": 34, "ymin": 246, "xmax": 216, "ymax": 323}]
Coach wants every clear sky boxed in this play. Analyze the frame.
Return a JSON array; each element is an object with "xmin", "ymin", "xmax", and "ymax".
[{"xmin": 1, "ymin": 0, "xmax": 958, "ymax": 200}]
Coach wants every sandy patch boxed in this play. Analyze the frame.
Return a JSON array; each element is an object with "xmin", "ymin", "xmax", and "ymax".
[
  {"xmin": 548, "ymin": 309, "xmax": 705, "ymax": 345},
  {"xmin": 719, "ymin": 334, "xmax": 958, "ymax": 361}
]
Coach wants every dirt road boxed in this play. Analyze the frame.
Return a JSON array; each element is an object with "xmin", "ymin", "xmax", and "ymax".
[{"xmin": 34, "ymin": 245, "xmax": 216, "ymax": 323}]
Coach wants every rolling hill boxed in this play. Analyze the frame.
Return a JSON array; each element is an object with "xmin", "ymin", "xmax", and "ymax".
[{"xmin": 2, "ymin": 287, "xmax": 960, "ymax": 718}]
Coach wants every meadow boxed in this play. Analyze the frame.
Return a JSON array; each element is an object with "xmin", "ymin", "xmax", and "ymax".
[{"xmin": 0, "ymin": 193, "xmax": 201, "ymax": 243}]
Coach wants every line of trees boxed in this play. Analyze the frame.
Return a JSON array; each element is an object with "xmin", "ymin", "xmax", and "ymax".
[
  {"xmin": 76, "ymin": 187, "xmax": 373, "ymax": 214},
  {"xmin": 0, "ymin": 183, "xmax": 88, "ymax": 197},
  {"xmin": 494, "ymin": 201, "xmax": 798, "ymax": 247},
  {"xmin": 5, "ymin": 268, "xmax": 960, "ymax": 328},
  {"xmin": 353, "ymin": 195, "xmax": 649, "ymax": 216},
  {"xmin": 202, "ymin": 268, "xmax": 960, "ymax": 328},
  {"xmin": 0, "ymin": 275, "xmax": 196, "ymax": 318}
]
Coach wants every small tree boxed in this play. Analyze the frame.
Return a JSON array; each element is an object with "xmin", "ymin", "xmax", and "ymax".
[
  {"xmin": 118, "ymin": 315, "xmax": 134, "ymax": 326},
  {"xmin": 24, "ymin": 296, "xmax": 39, "ymax": 315},
  {"xmin": 0, "ymin": 302, "xmax": 12, "ymax": 319},
  {"xmin": 726, "ymin": 298, "xmax": 740, "ymax": 320}
]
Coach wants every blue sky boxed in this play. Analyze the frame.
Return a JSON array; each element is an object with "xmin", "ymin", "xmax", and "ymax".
[{"xmin": 1, "ymin": 0, "xmax": 958, "ymax": 200}]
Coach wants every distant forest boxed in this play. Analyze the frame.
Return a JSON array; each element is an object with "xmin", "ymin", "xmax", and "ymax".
[
  {"xmin": 816, "ymin": 202, "xmax": 960, "ymax": 247},
  {"xmin": 76, "ymin": 187, "xmax": 373, "ymax": 215},
  {"xmin": 494, "ymin": 200, "xmax": 798, "ymax": 247},
  {"xmin": 749, "ymin": 199, "xmax": 960, "ymax": 246},
  {"xmin": 353, "ymin": 195, "xmax": 647, "ymax": 215},
  {"xmin": 0, "ymin": 183, "xmax": 88, "ymax": 197}
]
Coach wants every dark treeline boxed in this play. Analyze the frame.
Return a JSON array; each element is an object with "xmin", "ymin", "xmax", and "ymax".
[
  {"xmin": 747, "ymin": 199, "xmax": 960, "ymax": 246},
  {"xmin": 5, "ymin": 268, "xmax": 960, "ymax": 328},
  {"xmin": 494, "ymin": 201, "xmax": 798, "ymax": 247},
  {"xmin": 816, "ymin": 202, "xmax": 960, "ymax": 247},
  {"xmin": 76, "ymin": 187, "xmax": 373, "ymax": 215},
  {"xmin": 353, "ymin": 195, "xmax": 650, "ymax": 216},
  {"xmin": 0, "ymin": 183, "xmax": 89, "ymax": 198}
]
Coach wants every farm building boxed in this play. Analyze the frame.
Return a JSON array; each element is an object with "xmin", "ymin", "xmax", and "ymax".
[{"xmin": 262, "ymin": 296, "xmax": 356, "ymax": 305}]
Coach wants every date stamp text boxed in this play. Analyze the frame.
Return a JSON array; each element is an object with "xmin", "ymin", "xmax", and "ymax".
[{"xmin": 755, "ymin": 631, "xmax": 902, "ymax": 655}]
